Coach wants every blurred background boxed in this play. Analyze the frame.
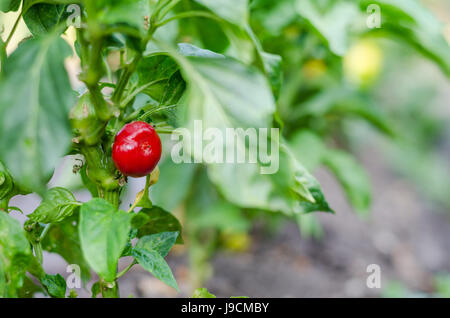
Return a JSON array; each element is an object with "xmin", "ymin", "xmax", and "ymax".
[{"xmin": 1, "ymin": 0, "xmax": 450, "ymax": 297}]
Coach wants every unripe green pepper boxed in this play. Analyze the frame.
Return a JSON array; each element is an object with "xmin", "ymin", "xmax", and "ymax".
[{"xmin": 70, "ymin": 93, "xmax": 106, "ymax": 145}]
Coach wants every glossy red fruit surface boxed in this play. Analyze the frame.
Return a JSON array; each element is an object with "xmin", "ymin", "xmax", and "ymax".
[{"xmin": 112, "ymin": 121, "xmax": 162, "ymax": 178}]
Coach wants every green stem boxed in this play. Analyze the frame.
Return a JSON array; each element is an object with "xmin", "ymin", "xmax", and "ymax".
[
  {"xmin": 103, "ymin": 25, "xmax": 142, "ymax": 39},
  {"xmin": 87, "ymin": 82, "xmax": 112, "ymax": 122},
  {"xmin": 155, "ymin": 129, "xmax": 175, "ymax": 134},
  {"xmin": 81, "ymin": 3, "xmax": 114, "ymax": 122},
  {"xmin": 116, "ymin": 260, "xmax": 137, "ymax": 279},
  {"xmin": 104, "ymin": 190, "xmax": 120, "ymax": 207},
  {"xmin": 154, "ymin": 0, "xmax": 173, "ymax": 17},
  {"xmin": 100, "ymin": 279, "xmax": 119, "ymax": 298},
  {"xmin": 0, "ymin": 38, "xmax": 6, "ymax": 69},
  {"xmin": 119, "ymin": 79, "xmax": 167, "ymax": 108},
  {"xmin": 111, "ymin": 9, "xmax": 160, "ymax": 106},
  {"xmin": 125, "ymin": 104, "xmax": 177, "ymax": 122},
  {"xmin": 83, "ymin": 38, "xmax": 114, "ymax": 122},
  {"xmin": 155, "ymin": 11, "xmax": 220, "ymax": 27},
  {"xmin": 142, "ymin": 173, "xmax": 151, "ymax": 201},
  {"xmin": 4, "ymin": 9, "xmax": 22, "ymax": 48},
  {"xmin": 33, "ymin": 242, "xmax": 43, "ymax": 264},
  {"xmin": 39, "ymin": 224, "xmax": 52, "ymax": 241},
  {"xmin": 111, "ymin": 53, "xmax": 142, "ymax": 104},
  {"xmin": 76, "ymin": 28, "xmax": 89, "ymax": 68},
  {"xmin": 158, "ymin": 0, "xmax": 181, "ymax": 20}
]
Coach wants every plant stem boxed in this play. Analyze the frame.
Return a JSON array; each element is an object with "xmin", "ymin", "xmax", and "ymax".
[
  {"xmin": 100, "ymin": 279, "xmax": 119, "ymax": 298},
  {"xmin": 33, "ymin": 242, "xmax": 43, "ymax": 264},
  {"xmin": 104, "ymin": 190, "xmax": 120, "ymax": 207},
  {"xmin": 119, "ymin": 79, "xmax": 167, "ymax": 108},
  {"xmin": 125, "ymin": 104, "xmax": 177, "ymax": 122},
  {"xmin": 154, "ymin": 129, "xmax": 175, "ymax": 134},
  {"xmin": 76, "ymin": 28, "xmax": 89, "ymax": 68},
  {"xmin": 143, "ymin": 173, "xmax": 151, "ymax": 195},
  {"xmin": 4, "ymin": 10, "xmax": 22, "ymax": 49},
  {"xmin": 0, "ymin": 39, "xmax": 7, "ymax": 69},
  {"xmin": 111, "ymin": 7, "xmax": 161, "ymax": 106},
  {"xmin": 154, "ymin": 0, "xmax": 173, "ymax": 17},
  {"xmin": 158, "ymin": 0, "xmax": 181, "ymax": 20},
  {"xmin": 39, "ymin": 224, "xmax": 52, "ymax": 241},
  {"xmin": 155, "ymin": 11, "xmax": 220, "ymax": 27},
  {"xmin": 111, "ymin": 52, "xmax": 143, "ymax": 104},
  {"xmin": 116, "ymin": 260, "xmax": 137, "ymax": 279},
  {"xmin": 81, "ymin": 145, "xmax": 120, "ymax": 191},
  {"xmin": 81, "ymin": 2, "xmax": 114, "ymax": 122}
]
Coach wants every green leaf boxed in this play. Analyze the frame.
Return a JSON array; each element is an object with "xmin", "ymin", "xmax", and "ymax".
[
  {"xmin": 295, "ymin": 0, "xmax": 359, "ymax": 55},
  {"xmin": 136, "ymin": 232, "xmax": 179, "ymax": 258},
  {"xmin": 260, "ymin": 52, "xmax": 282, "ymax": 99},
  {"xmin": 0, "ymin": 161, "xmax": 14, "ymax": 200},
  {"xmin": 288, "ymin": 130, "xmax": 370, "ymax": 215},
  {"xmin": 17, "ymin": 276, "xmax": 43, "ymax": 298},
  {"xmin": 192, "ymin": 287, "xmax": 216, "ymax": 298},
  {"xmin": 288, "ymin": 130, "xmax": 326, "ymax": 171},
  {"xmin": 189, "ymin": 201, "xmax": 250, "ymax": 233},
  {"xmin": 41, "ymin": 273, "xmax": 66, "ymax": 298},
  {"xmin": 177, "ymin": 42, "xmax": 223, "ymax": 58},
  {"xmin": 207, "ymin": 141, "xmax": 332, "ymax": 215},
  {"xmin": 160, "ymin": 71, "xmax": 187, "ymax": 108},
  {"xmin": 150, "ymin": 158, "xmax": 197, "ymax": 211},
  {"xmin": 295, "ymin": 213, "xmax": 323, "ymax": 239},
  {"xmin": 133, "ymin": 206, "xmax": 183, "ymax": 244},
  {"xmin": 136, "ymin": 71, "xmax": 186, "ymax": 127},
  {"xmin": 79, "ymin": 198, "xmax": 132, "ymax": 282},
  {"xmin": 181, "ymin": 1, "xmax": 255, "ymax": 63},
  {"xmin": 91, "ymin": 281, "xmax": 101, "ymax": 298},
  {"xmin": 434, "ymin": 275, "xmax": 450, "ymax": 298},
  {"xmin": 130, "ymin": 213, "xmax": 150, "ymax": 230},
  {"xmin": 177, "ymin": 12, "xmax": 230, "ymax": 54},
  {"xmin": 121, "ymin": 229, "xmax": 138, "ymax": 257},
  {"xmin": 23, "ymin": 3, "xmax": 69, "ymax": 37},
  {"xmin": 95, "ymin": 0, "xmax": 150, "ymax": 33},
  {"xmin": 28, "ymin": 256, "xmax": 70, "ymax": 298},
  {"xmin": 292, "ymin": 87, "xmax": 394, "ymax": 136},
  {"xmin": 167, "ymin": 44, "xmax": 330, "ymax": 215},
  {"xmin": 28, "ymin": 187, "xmax": 79, "ymax": 223},
  {"xmin": 0, "ymin": 212, "xmax": 32, "ymax": 297},
  {"xmin": 245, "ymin": 27, "xmax": 283, "ymax": 98},
  {"xmin": 193, "ymin": 0, "xmax": 249, "ymax": 27},
  {"xmin": 26, "ymin": 254, "xmax": 45, "ymax": 279},
  {"xmin": 0, "ymin": 34, "xmax": 75, "ymax": 192},
  {"xmin": 41, "ymin": 211, "xmax": 91, "ymax": 283},
  {"xmin": 0, "ymin": 0, "xmax": 20, "ymax": 12},
  {"xmin": 323, "ymin": 150, "xmax": 371, "ymax": 215},
  {"xmin": 174, "ymin": 43, "xmax": 274, "ymax": 130},
  {"xmin": 136, "ymin": 54, "xmax": 179, "ymax": 102},
  {"xmin": 251, "ymin": 0, "xmax": 298, "ymax": 35},
  {"xmin": 360, "ymin": 0, "xmax": 450, "ymax": 76},
  {"xmin": 132, "ymin": 247, "xmax": 178, "ymax": 291}
]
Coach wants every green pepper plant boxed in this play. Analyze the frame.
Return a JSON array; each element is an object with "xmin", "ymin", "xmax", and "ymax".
[{"xmin": 0, "ymin": 0, "xmax": 449, "ymax": 298}]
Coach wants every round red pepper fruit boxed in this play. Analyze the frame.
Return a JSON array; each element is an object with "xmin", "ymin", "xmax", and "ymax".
[{"xmin": 112, "ymin": 121, "xmax": 162, "ymax": 178}]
